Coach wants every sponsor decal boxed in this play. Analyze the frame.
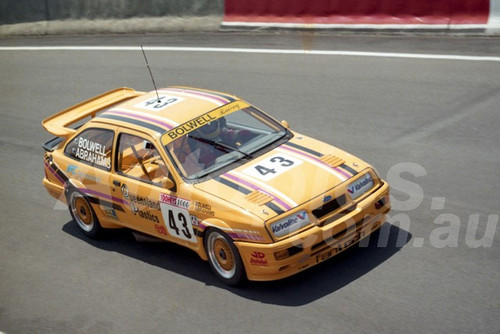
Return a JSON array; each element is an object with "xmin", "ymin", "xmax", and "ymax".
[
  {"xmin": 135, "ymin": 95, "xmax": 184, "ymax": 111},
  {"xmin": 65, "ymin": 164, "xmax": 100, "ymax": 183},
  {"xmin": 120, "ymin": 184, "xmax": 161, "ymax": 223},
  {"xmin": 193, "ymin": 202, "xmax": 215, "ymax": 216},
  {"xmin": 127, "ymin": 194, "xmax": 160, "ymax": 210},
  {"xmin": 316, "ymin": 231, "xmax": 366, "ymax": 263},
  {"xmin": 270, "ymin": 210, "xmax": 310, "ymax": 238},
  {"xmin": 137, "ymin": 210, "xmax": 160, "ymax": 223},
  {"xmin": 66, "ymin": 164, "xmax": 78, "ymax": 175},
  {"xmin": 160, "ymin": 193, "xmax": 190, "ymax": 209},
  {"xmin": 154, "ymin": 224, "xmax": 168, "ymax": 236},
  {"xmin": 74, "ymin": 137, "xmax": 111, "ymax": 169},
  {"xmin": 165, "ymin": 114, "xmax": 216, "ymax": 140},
  {"xmin": 250, "ymin": 251, "xmax": 268, "ymax": 266},
  {"xmin": 347, "ymin": 173, "xmax": 374, "ymax": 200},
  {"xmin": 161, "ymin": 102, "xmax": 245, "ymax": 145},
  {"xmin": 121, "ymin": 184, "xmax": 129, "ymax": 199},
  {"xmin": 191, "ymin": 215, "xmax": 200, "ymax": 227},
  {"xmin": 103, "ymin": 208, "xmax": 118, "ymax": 219}
]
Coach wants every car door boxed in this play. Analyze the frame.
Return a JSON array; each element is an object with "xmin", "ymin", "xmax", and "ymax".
[{"xmin": 111, "ymin": 130, "xmax": 198, "ymax": 247}]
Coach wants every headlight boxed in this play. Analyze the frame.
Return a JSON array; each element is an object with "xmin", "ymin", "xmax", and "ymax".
[
  {"xmin": 269, "ymin": 210, "xmax": 311, "ymax": 238},
  {"xmin": 347, "ymin": 172, "xmax": 374, "ymax": 200}
]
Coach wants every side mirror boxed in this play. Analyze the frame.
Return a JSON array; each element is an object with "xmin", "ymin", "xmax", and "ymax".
[
  {"xmin": 281, "ymin": 120, "xmax": 290, "ymax": 129},
  {"xmin": 161, "ymin": 177, "xmax": 175, "ymax": 190}
]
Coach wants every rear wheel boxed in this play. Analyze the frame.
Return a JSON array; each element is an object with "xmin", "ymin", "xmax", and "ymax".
[
  {"xmin": 67, "ymin": 189, "xmax": 103, "ymax": 238},
  {"xmin": 205, "ymin": 229, "xmax": 245, "ymax": 286}
]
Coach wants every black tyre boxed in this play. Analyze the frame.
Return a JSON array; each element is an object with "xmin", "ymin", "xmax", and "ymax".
[
  {"xmin": 204, "ymin": 229, "xmax": 245, "ymax": 286},
  {"xmin": 66, "ymin": 189, "xmax": 103, "ymax": 238}
]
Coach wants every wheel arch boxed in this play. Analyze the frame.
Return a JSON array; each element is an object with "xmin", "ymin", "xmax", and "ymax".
[
  {"xmin": 64, "ymin": 180, "xmax": 121, "ymax": 229},
  {"xmin": 202, "ymin": 224, "xmax": 246, "ymax": 285},
  {"xmin": 197, "ymin": 218, "xmax": 234, "ymax": 261}
]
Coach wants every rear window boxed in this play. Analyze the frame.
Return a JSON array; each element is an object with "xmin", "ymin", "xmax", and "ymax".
[{"xmin": 64, "ymin": 128, "xmax": 114, "ymax": 171}]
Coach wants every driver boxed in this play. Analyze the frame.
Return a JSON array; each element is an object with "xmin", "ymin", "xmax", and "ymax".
[{"xmin": 190, "ymin": 118, "xmax": 252, "ymax": 168}]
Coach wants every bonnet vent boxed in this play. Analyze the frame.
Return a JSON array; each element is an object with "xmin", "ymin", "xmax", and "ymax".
[
  {"xmin": 244, "ymin": 190, "xmax": 273, "ymax": 206},
  {"xmin": 319, "ymin": 154, "xmax": 344, "ymax": 167}
]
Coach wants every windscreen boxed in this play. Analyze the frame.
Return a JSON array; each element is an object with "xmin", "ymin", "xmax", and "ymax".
[{"xmin": 164, "ymin": 106, "xmax": 289, "ymax": 180}]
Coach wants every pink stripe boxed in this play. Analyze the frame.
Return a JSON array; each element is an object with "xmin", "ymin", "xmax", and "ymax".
[
  {"xmin": 105, "ymin": 110, "xmax": 174, "ymax": 130},
  {"xmin": 164, "ymin": 88, "xmax": 229, "ymax": 105},
  {"xmin": 223, "ymin": 172, "xmax": 292, "ymax": 210},
  {"xmin": 45, "ymin": 161, "xmax": 65, "ymax": 184},
  {"xmin": 281, "ymin": 145, "xmax": 352, "ymax": 179},
  {"xmin": 80, "ymin": 188, "xmax": 129, "ymax": 205},
  {"xmin": 229, "ymin": 232, "xmax": 265, "ymax": 241}
]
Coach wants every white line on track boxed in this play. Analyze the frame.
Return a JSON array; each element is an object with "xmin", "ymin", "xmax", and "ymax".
[{"xmin": 0, "ymin": 46, "xmax": 499, "ymax": 62}]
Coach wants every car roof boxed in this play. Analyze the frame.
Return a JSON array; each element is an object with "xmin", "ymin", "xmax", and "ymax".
[{"xmin": 92, "ymin": 86, "xmax": 242, "ymax": 136}]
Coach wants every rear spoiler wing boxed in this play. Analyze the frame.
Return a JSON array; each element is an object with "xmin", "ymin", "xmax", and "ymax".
[{"xmin": 42, "ymin": 87, "xmax": 144, "ymax": 137}]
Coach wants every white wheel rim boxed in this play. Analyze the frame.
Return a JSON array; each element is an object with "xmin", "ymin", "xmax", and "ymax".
[
  {"xmin": 207, "ymin": 231, "xmax": 236, "ymax": 279},
  {"xmin": 70, "ymin": 192, "xmax": 95, "ymax": 232}
]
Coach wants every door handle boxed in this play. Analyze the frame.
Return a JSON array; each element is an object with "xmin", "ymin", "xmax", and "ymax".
[{"xmin": 113, "ymin": 180, "xmax": 121, "ymax": 187}]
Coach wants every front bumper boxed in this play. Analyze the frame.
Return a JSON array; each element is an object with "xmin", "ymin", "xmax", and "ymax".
[{"xmin": 235, "ymin": 181, "xmax": 390, "ymax": 281}]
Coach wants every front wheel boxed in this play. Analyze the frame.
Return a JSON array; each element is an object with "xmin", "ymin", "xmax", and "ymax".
[
  {"xmin": 204, "ymin": 229, "xmax": 245, "ymax": 286},
  {"xmin": 67, "ymin": 189, "xmax": 103, "ymax": 238}
]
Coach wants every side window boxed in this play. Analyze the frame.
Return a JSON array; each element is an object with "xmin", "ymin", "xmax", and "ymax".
[
  {"xmin": 117, "ymin": 133, "xmax": 169, "ymax": 185},
  {"xmin": 64, "ymin": 128, "xmax": 113, "ymax": 171}
]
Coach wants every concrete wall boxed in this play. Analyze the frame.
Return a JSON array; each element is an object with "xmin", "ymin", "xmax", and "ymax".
[{"xmin": 0, "ymin": 0, "xmax": 223, "ymax": 25}]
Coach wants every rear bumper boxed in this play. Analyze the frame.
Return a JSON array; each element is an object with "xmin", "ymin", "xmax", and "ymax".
[
  {"xmin": 42, "ymin": 177, "xmax": 65, "ymax": 202},
  {"xmin": 235, "ymin": 181, "xmax": 390, "ymax": 281}
]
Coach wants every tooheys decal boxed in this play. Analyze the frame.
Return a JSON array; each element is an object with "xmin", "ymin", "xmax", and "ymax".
[{"xmin": 282, "ymin": 142, "xmax": 358, "ymax": 177}]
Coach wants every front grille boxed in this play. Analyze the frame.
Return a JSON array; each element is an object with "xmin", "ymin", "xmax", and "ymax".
[{"xmin": 312, "ymin": 194, "xmax": 346, "ymax": 219}]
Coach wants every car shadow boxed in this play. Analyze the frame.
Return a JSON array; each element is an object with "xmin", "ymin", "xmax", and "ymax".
[{"xmin": 62, "ymin": 221, "xmax": 410, "ymax": 306}]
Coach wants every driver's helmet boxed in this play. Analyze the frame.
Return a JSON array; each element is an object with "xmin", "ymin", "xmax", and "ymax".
[{"xmin": 197, "ymin": 118, "xmax": 226, "ymax": 140}]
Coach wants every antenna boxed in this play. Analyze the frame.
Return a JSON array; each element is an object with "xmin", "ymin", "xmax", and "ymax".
[{"xmin": 140, "ymin": 45, "xmax": 161, "ymax": 103}]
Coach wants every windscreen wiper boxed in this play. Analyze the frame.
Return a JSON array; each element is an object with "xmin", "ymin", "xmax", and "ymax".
[{"xmin": 190, "ymin": 136, "xmax": 253, "ymax": 159}]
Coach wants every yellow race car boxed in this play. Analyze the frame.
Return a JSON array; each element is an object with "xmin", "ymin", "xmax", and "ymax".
[{"xmin": 42, "ymin": 86, "xmax": 390, "ymax": 285}]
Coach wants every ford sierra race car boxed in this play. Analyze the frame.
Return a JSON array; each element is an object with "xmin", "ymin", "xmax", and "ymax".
[{"xmin": 42, "ymin": 86, "xmax": 390, "ymax": 285}]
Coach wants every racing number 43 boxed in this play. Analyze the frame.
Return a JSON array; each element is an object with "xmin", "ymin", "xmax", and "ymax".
[
  {"xmin": 243, "ymin": 153, "xmax": 303, "ymax": 181},
  {"xmin": 254, "ymin": 156, "xmax": 294, "ymax": 176},
  {"xmin": 167, "ymin": 209, "xmax": 192, "ymax": 239},
  {"xmin": 160, "ymin": 203, "xmax": 197, "ymax": 243}
]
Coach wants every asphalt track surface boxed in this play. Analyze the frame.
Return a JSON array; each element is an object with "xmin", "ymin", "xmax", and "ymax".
[{"xmin": 1, "ymin": 32, "xmax": 499, "ymax": 334}]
